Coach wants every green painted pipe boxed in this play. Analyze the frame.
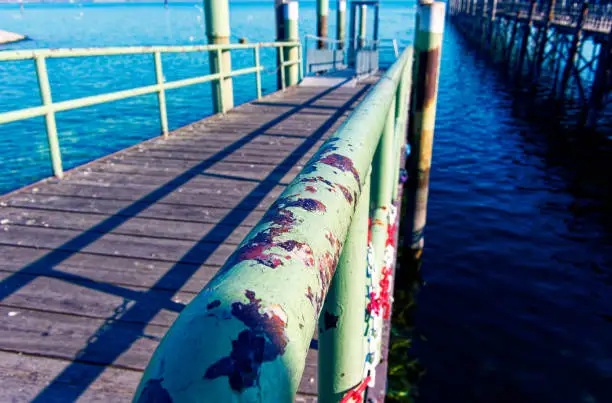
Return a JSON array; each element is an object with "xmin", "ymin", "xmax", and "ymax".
[
  {"xmin": 35, "ymin": 56, "xmax": 63, "ymax": 179},
  {"xmin": 204, "ymin": 0, "xmax": 234, "ymax": 114},
  {"xmin": 134, "ymin": 47, "xmax": 413, "ymax": 403},
  {"xmin": 359, "ymin": 5, "xmax": 367, "ymax": 49},
  {"xmin": 283, "ymin": 1, "xmax": 300, "ymax": 87},
  {"xmin": 317, "ymin": 0, "xmax": 329, "ymax": 49},
  {"xmin": 392, "ymin": 51, "xmax": 414, "ymax": 202},
  {"xmin": 369, "ymin": 93, "xmax": 397, "ymax": 363},
  {"xmin": 406, "ymin": 0, "xmax": 446, "ymax": 257},
  {"xmin": 337, "ymin": 0, "xmax": 346, "ymax": 50},
  {"xmin": 317, "ymin": 171, "xmax": 370, "ymax": 402}
]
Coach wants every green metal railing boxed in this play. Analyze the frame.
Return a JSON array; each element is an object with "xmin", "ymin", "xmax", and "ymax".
[
  {"xmin": 133, "ymin": 44, "xmax": 414, "ymax": 402},
  {"xmin": 0, "ymin": 41, "xmax": 302, "ymax": 179}
]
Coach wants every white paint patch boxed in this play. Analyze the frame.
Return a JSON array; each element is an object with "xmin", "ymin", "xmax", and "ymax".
[
  {"xmin": 284, "ymin": 1, "xmax": 299, "ymax": 21},
  {"xmin": 8, "ymin": 311, "xmax": 18, "ymax": 317}
]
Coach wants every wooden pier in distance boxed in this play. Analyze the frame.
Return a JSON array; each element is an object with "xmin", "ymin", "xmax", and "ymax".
[
  {"xmin": 0, "ymin": 78, "xmax": 375, "ymax": 402},
  {"xmin": 449, "ymin": 0, "xmax": 612, "ymax": 130}
]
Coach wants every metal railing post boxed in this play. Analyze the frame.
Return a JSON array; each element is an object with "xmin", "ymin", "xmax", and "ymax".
[
  {"xmin": 368, "ymin": 94, "xmax": 397, "ymax": 367},
  {"xmin": 283, "ymin": 1, "xmax": 299, "ymax": 87},
  {"xmin": 279, "ymin": 44, "xmax": 286, "ymax": 90},
  {"xmin": 359, "ymin": 5, "xmax": 367, "ymax": 49},
  {"xmin": 215, "ymin": 48, "xmax": 226, "ymax": 113},
  {"xmin": 406, "ymin": 0, "xmax": 445, "ymax": 259},
  {"xmin": 298, "ymin": 43, "xmax": 304, "ymax": 81},
  {"xmin": 337, "ymin": 0, "xmax": 347, "ymax": 50},
  {"xmin": 318, "ymin": 172, "xmax": 370, "ymax": 402},
  {"xmin": 35, "ymin": 55, "xmax": 63, "ymax": 179},
  {"xmin": 317, "ymin": 0, "xmax": 329, "ymax": 49},
  {"xmin": 204, "ymin": 0, "xmax": 234, "ymax": 114},
  {"xmin": 254, "ymin": 45, "xmax": 262, "ymax": 99},
  {"xmin": 392, "ymin": 49, "xmax": 413, "ymax": 201},
  {"xmin": 154, "ymin": 51, "xmax": 169, "ymax": 138}
]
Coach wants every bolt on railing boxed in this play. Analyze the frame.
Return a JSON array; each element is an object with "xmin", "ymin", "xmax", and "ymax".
[{"xmin": 0, "ymin": 41, "xmax": 302, "ymax": 181}]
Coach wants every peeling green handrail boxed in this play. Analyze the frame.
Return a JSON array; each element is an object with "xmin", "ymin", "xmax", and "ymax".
[
  {"xmin": 134, "ymin": 46, "xmax": 414, "ymax": 403},
  {"xmin": 0, "ymin": 41, "xmax": 302, "ymax": 179}
]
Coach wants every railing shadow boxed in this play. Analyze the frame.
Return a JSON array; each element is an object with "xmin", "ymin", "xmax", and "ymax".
[{"xmin": 0, "ymin": 79, "xmax": 372, "ymax": 401}]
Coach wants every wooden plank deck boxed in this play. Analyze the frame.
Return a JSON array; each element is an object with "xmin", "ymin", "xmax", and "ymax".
[{"xmin": 0, "ymin": 78, "xmax": 375, "ymax": 402}]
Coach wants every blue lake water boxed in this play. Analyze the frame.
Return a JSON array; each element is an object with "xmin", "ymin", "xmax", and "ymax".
[
  {"xmin": 2, "ymin": 2, "xmax": 612, "ymax": 402},
  {"xmin": 0, "ymin": 1, "xmax": 414, "ymax": 194}
]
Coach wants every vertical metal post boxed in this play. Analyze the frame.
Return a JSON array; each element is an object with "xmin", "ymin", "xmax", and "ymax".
[
  {"xmin": 369, "ymin": 95, "xmax": 397, "ymax": 367},
  {"xmin": 506, "ymin": 3, "xmax": 521, "ymax": 65},
  {"xmin": 318, "ymin": 173, "xmax": 370, "ymax": 402},
  {"xmin": 348, "ymin": 3, "xmax": 357, "ymax": 65},
  {"xmin": 154, "ymin": 52, "xmax": 169, "ymax": 138},
  {"xmin": 279, "ymin": 44, "xmax": 286, "ymax": 90},
  {"xmin": 298, "ymin": 43, "xmax": 304, "ymax": 81},
  {"xmin": 373, "ymin": 3, "xmax": 380, "ymax": 49},
  {"xmin": 204, "ymin": 0, "xmax": 233, "ymax": 114},
  {"xmin": 558, "ymin": 1, "xmax": 588, "ymax": 98},
  {"xmin": 283, "ymin": 1, "xmax": 299, "ymax": 87},
  {"xmin": 533, "ymin": 0, "xmax": 554, "ymax": 81},
  {"xmin": 254, "ymin": 45, "xmax": 262, "ymax": 99},
  {"xmin": 406, "ymin": 0, "xmax": 445, "ymax": 258},
  {"xmin": 392, "ymin": 51, "xmax": 413, "ymax": 202},
  {"xmin": 337, "ymin": 0, "xmax": 346, "ymax": 50},
  {"xmin": 585, "ymin": 25, "xmax": 612, "ymax": 127},
  {"xmin": 317, "ymin": 0, "xmax": 329, "ymax": 49},
  {"xmin": 517, "ymin": 0, "xmax": 536, "ymax": 80},
  {"xmin": 359, "ymin": 5, "xmax": 367, "ymax": 49},
  {"xmin": 215, "ymin": 48, "xmax": 226, "ymax": 113},
  {"xmin": 35, "ymin": 55, "xmax": 63, "ymax": 179},
  {"xmin": 490, "ymin": 0, "xmax": 497, "ymax": 20},
  {"xmin": 275, "ymin": 0, "xmax": 287, "ymax": 89}
]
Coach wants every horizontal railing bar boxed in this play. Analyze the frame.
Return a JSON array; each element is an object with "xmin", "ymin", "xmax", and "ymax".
[
  {"xmin": 225, "ymin": 65, "xmax": 262, "ymax": 78},
  {"xmin": 0, "ymin": 42, "xmax": 300, "ymax": 61},
  {"xmin": 0, "ymin": 65, "xmax": 264, "ymax": 124},
  {"xmin": 281, "ymin": 60, "xmax": 302, "ymax": 67}
]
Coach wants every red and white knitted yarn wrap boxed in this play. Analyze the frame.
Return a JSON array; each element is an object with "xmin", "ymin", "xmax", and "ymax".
[{"xmin": 364, "ymin": 204, "xmax": 398, "ymax": 389}]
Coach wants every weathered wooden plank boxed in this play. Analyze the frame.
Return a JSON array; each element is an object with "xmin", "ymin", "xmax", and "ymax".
[
  {"xmin": 30, "ymin": 183, "xmax": 283, "ymax": 212},
  {"xmin": 0, "ymin": 350, "xmax": 141, "ymax": 402},
  {"xmin": 0, "ymin": 207, "xmax": 251, "ymax": 245},
  {"xmin": 2, "ymin": 194, "xmax": 266, "ymax": 226},
  {"xmin": 91, "ymin": 158, "xmax": 300, "ymax": 184},
  {"xmin": 0, "ymin": 244, "xmax": 217, "ymax": 294},
  {"xmin": 0, "ymin": 306, "xmax": 165, "ymax": 370},
  {"xmin": 0, "ymin": 225, "xmax": 235, "ymax": 267},
  {"xmin": 0, "ymin": 271, "xmax": 189, "ymax": 327}
]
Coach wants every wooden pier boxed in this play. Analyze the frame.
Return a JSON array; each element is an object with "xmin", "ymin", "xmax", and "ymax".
[
  {"xmin": 0, "ymin": 0, "xmax": 449, "ymax": 399},
  {"xmin": 449, "ymin": 0, "xmax": 612, "ymax": 129},
  {"xmin": 0, "ymin": 80, "xmax": 373, "ymax": 402}
]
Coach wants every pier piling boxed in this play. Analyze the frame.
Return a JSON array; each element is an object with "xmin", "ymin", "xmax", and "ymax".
[
  {"xmin": 318, "ymin": 0, "xmax": 329, "ymax": 49},
  {"xmin": 204, "ymin": 0, "xmax": 234, "ymax": 113},
  {"xmin": 406, "ymin": 0, "xmax": 445, "ymax": 258},
  {"xmin": 283, "ymin": 1, "xmax": 299, "ymax": 87}
]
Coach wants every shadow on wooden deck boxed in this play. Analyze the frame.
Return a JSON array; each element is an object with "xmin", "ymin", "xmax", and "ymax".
[{"xmin": 0, "ymin": 78, "xmax": 372, "ymax": 401}]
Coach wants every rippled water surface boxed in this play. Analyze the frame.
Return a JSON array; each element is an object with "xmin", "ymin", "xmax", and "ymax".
[
  {"xmin": 3, "ymin": 2, "xmax": 612, "ymax": 402},
  {"xmin": 405, "ymin": 23, "xmax": 612, "ymax": 403}
]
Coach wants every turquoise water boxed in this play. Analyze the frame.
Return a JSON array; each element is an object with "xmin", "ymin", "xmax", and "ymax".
[{"xmin": 0, "ymin": 1, "xmax": 414, "ymax": 194}]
